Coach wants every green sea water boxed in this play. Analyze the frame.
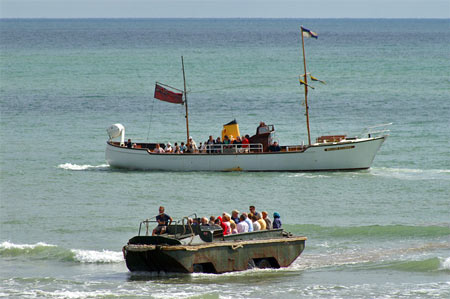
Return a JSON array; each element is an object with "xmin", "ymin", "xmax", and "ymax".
[{"xmin": 1, "ymin": 19, "xmax": 449, "ymax": 298}]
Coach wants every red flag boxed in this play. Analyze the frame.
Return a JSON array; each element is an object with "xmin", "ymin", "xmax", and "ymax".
[{"xmin": 154, "ymin": 84, "xmax": 183, "ymax": 104}]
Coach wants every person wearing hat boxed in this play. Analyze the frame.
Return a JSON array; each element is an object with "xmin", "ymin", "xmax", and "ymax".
[
  {"xmin": 231, "ymin": 210, "xmax": 240, "ymax": 224},
  {"xmin": 165, "ymin": 142, "xmax": 173, "ymax": 153},
  {"xmin": 273, "ymin": 212, "xmax": 282, "ymax": 229}
]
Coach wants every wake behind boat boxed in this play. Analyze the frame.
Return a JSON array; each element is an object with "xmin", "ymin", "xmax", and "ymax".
[{"xmin": 105, "ymin": 26, "xmax": 390, "ymax": 172}]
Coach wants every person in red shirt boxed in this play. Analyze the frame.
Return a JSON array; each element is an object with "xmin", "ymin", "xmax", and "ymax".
[{"xmin": 241, "ymin": 134, "xmax": 250, "ymax": 150}]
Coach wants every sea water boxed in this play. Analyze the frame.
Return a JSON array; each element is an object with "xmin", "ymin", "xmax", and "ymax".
[{"xmin": 0, "ymin": 19, "xmax": 449, "ymax": 298}]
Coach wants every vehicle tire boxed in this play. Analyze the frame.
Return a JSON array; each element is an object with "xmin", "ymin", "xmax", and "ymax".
[
  {"xmin": 256, "ymin": 259, "xmax": 272, "ymax": 269},
  {"xmin": 193, "ymin": 264, "xmax": 203, "ymax": 273}
]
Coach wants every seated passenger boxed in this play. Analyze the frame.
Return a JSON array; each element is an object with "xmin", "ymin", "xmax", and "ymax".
[
  {"xmin": 252, "ymin": 214, "xmax": 261, "ymax": 231},
  {"xmin": 268, "ymin": 141, "xmax": 281, "ymax": 152},
  {"xmin": 230, "ymin": 222, "xmax": 238, "ymax": 234},
  {"xmin": 273, "ymin": 212, "xmax": 282, "ymax": 229},
  {"xmin": 165, "ymin": 142, "xmax": 173, "ymax": 153},
  {"xmin": 262, "ymin": 211, "xmax": 272, "ymax": 230},
  {"xmin": 126, "ymin": 139, "xmax": 133, "ymax": 148},
  {"xmin": 152, "ymin": 206, "xmax": 173, "ymax": 235},
  {"xmin": 173, "ymin": 142, "xmax": 181, "ymax": 154},
  {"xmin": 231, "ymin": 210, "xmax": 240, "ymax": 224},
  {"xmin": 223, "ymin": 135, "xmax": 231, "ymax": 147},
  {"xmin": 186, "ymin": 136, "xmax": 198, "ymax": 153},
  {"xmin": 200, "ymin": 217, "xmax": 209, "ymax": 226},
  {"xmin": 152, "ymin": 143, "xmax": 165, "ymax": 153},
  {"xmin": 209, "ymin": 216, "xmax": 216, "ymax": 226},
  {"xmin": 257, "ymin": 214, "xmax": 266, "ymax": 230},
  {"xmin": 180, "ymin": 142, "xmax": 187, "ymax": 153},
  {"xmin": 242, "ymin": 212, "xmax": 253, "ymax": 232},
  {"xmin": 237, "ymin": 214, "xmax": 249, "ymax": 233},
  {"xmin": 221, "ymin": 213, "xmax": 232, "ymax": 236}
]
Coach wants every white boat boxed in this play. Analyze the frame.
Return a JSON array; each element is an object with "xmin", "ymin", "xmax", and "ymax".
[{"xmin": 105, "ymin": 26, "xmax": 390, "ymax": 172}]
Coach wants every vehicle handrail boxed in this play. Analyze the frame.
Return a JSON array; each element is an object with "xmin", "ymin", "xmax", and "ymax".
[{"xmin": 139, "ymin": 219, "xmax": 157, "ymax": 236}]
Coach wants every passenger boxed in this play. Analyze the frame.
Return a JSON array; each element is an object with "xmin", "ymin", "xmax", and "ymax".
[
  {"xmin": 273, "ymin": 212, "xmax": 282, "ymax": 229},
  {"xmin": 199, "ymin": 142, "xmax": 207, "ymax": 153},
  {"xmin": 223, "ymin": 135, "xmax": 231, "ymax": 145},
  {"xmin": 230, "ymin": 222, "xmax": 238, "ymax": 234},
  {"xmin": 268, "ymin": 141, "xmax": 281, "ymax": 152},
  {"xmin": 180, "ymin": 142, "xmax": 187, "ymax": 153},
  {"xmin": 151, "ymin": 143, "xmax": 165, "ymax": 153},
  {"xmin": 165, "ymin": 142, "xmax": 173, "ymax": 153},
  {"xmin": 215, "ymin": 137, "xmax": 222, "ymax": 153},
  {"xmin": 206, "ymin": 135, "xmax": 215, "ymax": 154},
  {"xmin": 257, "ymin": 214, "xmax": 266, "ymax": 230},
  {"xmin": 256, "ymin": 121, "xmax": 270, "ymax": 135},
  {"xmin": 262, "ymin": 211, "xmax": 272, "ymax": 230},
  {"xmin": 252, "ymin": 214, "xmax": 261, "ymax": 231},
  {"xmin": 241, "ymin": 135, "xmax": 250, "ymax": 149},
  {"xmin": 249, "ymin": 205, "xmax": 260, "ymax": 218},
  {"xmin": 186, "ymin": 136, "xmax": 198, "ymax": 153},
  {"xmin": 126, "ymin": 138, "xmax": 132, "ymax": 148},
  {"xmin": 222, "ymin": 213, "xmax": 232, "ymax": 236},
  {"xmin": 237, "ymin": 214, "xmax": 249, "ymax": 233},
  {"xmin": 209, "ymin": 216, "xmax": 216, "ymax": 226},
  {"xmin": 152, "ymin": 206, "xmax": 173, "ymax": 236},
  {"xmin": 173, "ymin": 142, "xmax": 181, "ymax": 154},
  {"xmin": 242, "ymin": 212, "xmax": 253, "ymax": 232},
  {"xmin": 231, "ymin": 210, "xmax": 240, "ymax": 224},
  {"xmin": 200, "ymin": 217, "xmax": 209, "ymax": 226}
]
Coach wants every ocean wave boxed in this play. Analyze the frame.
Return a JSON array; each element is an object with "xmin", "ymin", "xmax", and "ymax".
[
  {"xmin": 0, "ymin": 241, "xmax": 123, "ymax": 264},
  {"xmin": 57, "ymin": 163, "xmax": 109, "ymax": 171},
  {"xmin": 71, "ymin": 249, "xmax": 123, "ymax": 263},
  {"xmin": 285, "ymin": 224, "xmax": 450, "ymax": 239}
]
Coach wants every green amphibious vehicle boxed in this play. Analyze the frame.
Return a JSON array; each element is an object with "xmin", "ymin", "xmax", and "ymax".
[{"xmin": 123, "ymin": 216, "xmax": 307, "ymax": 274}]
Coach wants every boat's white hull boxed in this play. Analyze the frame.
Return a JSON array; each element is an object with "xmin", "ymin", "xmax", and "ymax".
[{"xmin": 105, "ymin": 136, "xmax": 387, "ymax": 171}]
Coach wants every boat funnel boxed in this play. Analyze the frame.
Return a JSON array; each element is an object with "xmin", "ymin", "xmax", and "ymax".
[
  {"xmin": 107, "ymin": 123, "xmax": 125, "ymax": 146},
  {"xmin": 222, "ymin": 119, "xmax": 240, "ymax": 141}
]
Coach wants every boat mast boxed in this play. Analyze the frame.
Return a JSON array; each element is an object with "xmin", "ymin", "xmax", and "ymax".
[
  {"xmin": 181, "ymin": 56, "xmax": 190, "ymax": 144},
  {"xmin": 301, "ymin": 27, "xmax": 312, "ymax": 146}
]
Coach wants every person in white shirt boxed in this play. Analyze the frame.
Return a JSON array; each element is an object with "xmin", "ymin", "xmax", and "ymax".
[{"xmin": 237, "ymin": 214, "xmax": 249, "ymax": 233}]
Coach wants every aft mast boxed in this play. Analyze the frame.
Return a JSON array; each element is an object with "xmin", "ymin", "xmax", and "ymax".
[{"xmin": 300, "ymin": 26, "xmax": 312, "ymax": 146}]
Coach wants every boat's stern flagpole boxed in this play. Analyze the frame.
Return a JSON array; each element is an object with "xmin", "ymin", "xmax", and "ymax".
[
  {"xmin": 181, "ymin": 56, "xmax": 190, "ymax": 144},
  {"xmin": 300, "ymin": 26, "xmax": 312, "ymax": 146}
]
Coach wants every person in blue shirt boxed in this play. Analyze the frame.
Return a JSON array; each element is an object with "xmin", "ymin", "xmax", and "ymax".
[
  {"xmin": 152, "ymin": 206, "xmax": 173, "ymax": 235},
  {"xmin": 272, "ymin": 212, "xmax": 282, "ymax": 229},
  {"xmin": 243, "ymin": 212, "xmax": 254, "ymax": 232}
]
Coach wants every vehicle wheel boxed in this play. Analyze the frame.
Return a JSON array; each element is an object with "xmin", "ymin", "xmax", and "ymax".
[
  {"xmin": 256, "ymin": 259, "xmax": 272, "ymax": 269},
  {"xmin": 247, "ymin": 259, "xmax": 256, "ymax": 269},
  {"xmin": 193, "ymin": 264, "xmax": 203, "ymax": 273}
]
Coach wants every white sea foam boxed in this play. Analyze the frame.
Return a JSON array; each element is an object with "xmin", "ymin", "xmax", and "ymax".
[
  {"xmin": 0, "ymin": 241, "xmax": 57, "ymax": 250},
  {"xmin": 441, "ymin": 257, "xmax": 450, "ymax": 270},
  {"xmin": 371, "ymin": 167, "xmax": 450, "ymax": 180},
  {"xmin": 57, "ymin": 163, "xmax": 109, "ymax": 171},
  {"xmin": 71, "ymin": 249, "xmax": 123, "ymax": 263}
]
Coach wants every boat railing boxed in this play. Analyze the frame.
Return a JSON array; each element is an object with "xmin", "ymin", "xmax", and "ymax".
[
  {"xmin": 203, "ymin": 143, "xmax": 263, "ymax": 154},
  {"xmin": 358, "ymin": 123, "xmax": 392, "ymax": 138}
]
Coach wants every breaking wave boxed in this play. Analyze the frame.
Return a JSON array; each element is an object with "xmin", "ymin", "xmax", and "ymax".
[
  {"xmin": 0, "ymin": 241, "xmax": 123, "ymax": 263},
  {"xmin": 57, "ymin": 163, "xmax": 109, "ymax": 171}
]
